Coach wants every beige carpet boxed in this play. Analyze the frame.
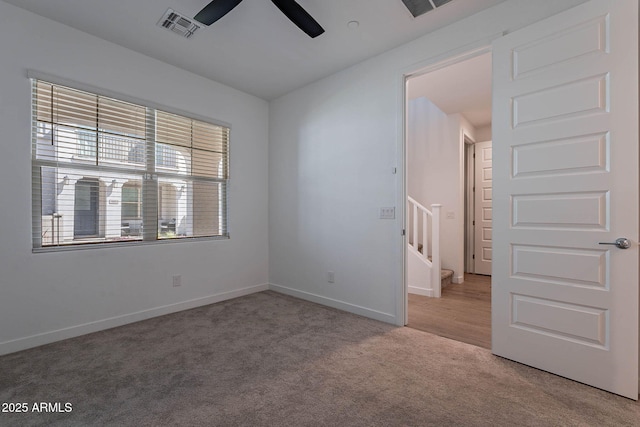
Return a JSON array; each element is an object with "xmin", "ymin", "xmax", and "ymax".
[{"xmin": 1, "ymin": 291, "xmax": 639, "ymax": 426}]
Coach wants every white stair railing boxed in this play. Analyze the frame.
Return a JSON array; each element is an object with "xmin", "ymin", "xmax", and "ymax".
[{"xmin": 407, "ymin": 197, "xmax": 441, "ymax": 297}]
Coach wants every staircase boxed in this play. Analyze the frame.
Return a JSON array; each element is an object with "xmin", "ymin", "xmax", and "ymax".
[
  {"xmin": 407, "ymin": 197, "xmax": 450, "ymax": 298},
  {"xmin": 416, "ymin": 243, "xmax": 454, "ymax": 289},
  {"xmin": 440, "ymin": 268, "xmax": 454, "ymax": 288}
]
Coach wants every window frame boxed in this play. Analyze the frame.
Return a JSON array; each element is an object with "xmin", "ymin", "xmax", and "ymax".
[{"xmin": 29, "ymin": 71, "xmax": 231, "ymax": 252}]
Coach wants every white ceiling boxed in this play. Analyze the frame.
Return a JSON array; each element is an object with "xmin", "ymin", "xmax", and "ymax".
[
  {"xmin": 408, "ymin": 52, "xmax": 492, "ymax": 128},
  {"xmin": 3, "ymin": 0, "xmax": 506, "ymax": 100}
]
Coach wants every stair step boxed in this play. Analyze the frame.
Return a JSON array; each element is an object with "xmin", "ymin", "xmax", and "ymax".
[{"xmin": 441, "ymin": 269, "xmax": 454, "ymax": 288}]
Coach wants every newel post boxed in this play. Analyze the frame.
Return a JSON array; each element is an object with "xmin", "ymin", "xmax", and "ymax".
[{"xmin": 431, "ymin": 204, "xmax": 442, "ymax": 298}]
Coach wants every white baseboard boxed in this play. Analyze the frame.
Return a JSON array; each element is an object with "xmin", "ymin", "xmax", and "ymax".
[
  {"xmin": 0, "ymin": 283, "xmax": 269, "ymax": 356},
  {"xmin": 453, "ymin": 275, "xmax": 464, "ymax": 284},
  {"xmin": 269, "ymin": 283, "xmax": 396, "ymax": 324},
  {"xmin": 408, "ymin": 286, "xmax": 436, "ymax": 297}
]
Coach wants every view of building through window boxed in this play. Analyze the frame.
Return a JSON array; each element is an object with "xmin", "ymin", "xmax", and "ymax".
[{"xmin": 32, "ymin": 80, "xmax": 229, "ymax": 248}]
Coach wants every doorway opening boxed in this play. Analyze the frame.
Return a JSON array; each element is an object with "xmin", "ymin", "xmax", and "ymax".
[
  {"xmin": 74, "ymin": 178, "xmax": 99, "ymax": 238},
  {"xmin": 404, "ymin": 49, "xmax": 492, "ymax": 349}
]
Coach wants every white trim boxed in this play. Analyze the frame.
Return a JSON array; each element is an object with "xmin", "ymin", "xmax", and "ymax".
[
  {"xmin": 33, "ymin": 234, "xmax": 230, "ymax": 253},
  {"xmin": 269, "ymin": 283, "xmax": 397, "ymax": 324},
  {"xmin": 398, "ymin": 69, "xmax": 408, "ymax": 326},
  {"xmin": 402, "ymin": 36, "xmax": 499, "ymax": 81},
  {"xmin": 408, "ymin": 286, "xmax": 436, "ymax": 297},
  {"xmin": 0, "ymin": 283, "xmax": 269, "ymax": 356},
  {"xmin": 459, "ymin": 127, "xmax": 476, "ymax": 279},
  {"xmin": 464, "ymin": 141, "xmax": 476, "ymax": 273}
]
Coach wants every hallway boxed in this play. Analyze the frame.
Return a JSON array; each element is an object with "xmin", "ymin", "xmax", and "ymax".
[{"xmin": 408, "ymin": 274, "xmax": 491, "ymax": 349}]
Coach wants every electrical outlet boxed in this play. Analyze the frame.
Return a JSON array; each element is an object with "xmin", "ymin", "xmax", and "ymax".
[
  {"xmin": 328, "ymin": 271, "xmax": 335, "ymax": 283},
  {"xmin": 172, "ymin": 275, "xmax": 182, "ymax": 287},
  {"xmin": 379, "ymin": 207, "xmax": 395, "ymax": 219}
]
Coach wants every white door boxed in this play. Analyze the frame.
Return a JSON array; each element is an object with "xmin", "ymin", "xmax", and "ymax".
[
  {"xmin": 474, "ymin": 141, "xmax": 492, "ymax": 275},
  {"xmin": 492, "ymin": 0, "xmax": 638, "ymax": 399}
]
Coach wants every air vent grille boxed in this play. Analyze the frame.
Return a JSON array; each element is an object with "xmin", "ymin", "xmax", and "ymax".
[
  {"xmin": 401, "ymin": 0, "xmax": 454, "ymax": 18},
  {"xmin": 158, "ymin": 8, "xmax": 200, "ymax": 39}
]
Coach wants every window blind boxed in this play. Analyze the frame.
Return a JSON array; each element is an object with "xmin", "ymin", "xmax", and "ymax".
[
  {"xmin": 155, "ymin": 110, "xmax": 229, "ymax": 239},
  {"xmin": 32, "ymin": 79, "xmax": 229, "ymax": 249}
]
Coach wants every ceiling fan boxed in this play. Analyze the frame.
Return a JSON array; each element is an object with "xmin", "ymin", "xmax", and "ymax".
[{"xmin": 194, "ymin": 0, "xmax": 325, "ymax": 38}]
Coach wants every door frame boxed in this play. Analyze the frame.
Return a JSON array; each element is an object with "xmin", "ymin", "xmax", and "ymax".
[
  {"xmin": 399, "ymin": 39, "xmax": 497, "ymax": 326},
  {"xmin": 464, "ymin": 138, "xmax": 476, "ymax": 273}
]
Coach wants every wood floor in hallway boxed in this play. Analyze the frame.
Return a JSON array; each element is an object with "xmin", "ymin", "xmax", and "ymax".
[{"xmin": 407, "ymin": 273, "xmax": 491, "ymax": 349}]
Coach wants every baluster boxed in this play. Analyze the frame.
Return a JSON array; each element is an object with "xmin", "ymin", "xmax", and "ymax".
[
  {"xmin": 422, "ymin": 210, "xmax": 428, "ymax": 260},
  {"xmin": 412, "ymin": 203, "xmax": 418, "ymax": 251},
  {"xmin": 431, "ymin": 204, "xmax": 442, "ymax": 298},
  {"xmin": 407, "ymin": 199, "xmax": 411, "ymax": 244}
]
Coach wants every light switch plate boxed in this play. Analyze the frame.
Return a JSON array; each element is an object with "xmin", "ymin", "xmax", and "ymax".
[{"xmin": 380, "ymin": 207, "xmax": 395, "ymax": 219}]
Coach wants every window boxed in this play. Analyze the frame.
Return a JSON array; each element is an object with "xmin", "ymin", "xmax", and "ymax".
[
  {"xmin": 121, "ymin": 182, "xmax": 142, "ymax": 219},
  {"xmin": 32, "ymin": 80, "xmax": 230, "ymax": 249},
  {"xmin": 76, "ymin": 130, "xmax": 97, "ymax": 158},
  {"xmin": 156, "ymin": 144, "xmax": 177, "ymax": 169}
]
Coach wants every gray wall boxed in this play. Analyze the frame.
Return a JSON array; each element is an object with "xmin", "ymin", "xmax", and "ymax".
[
  {"xmin": 0, "ymin": 1, "xmax": 269, "ymax": 354},
  {"xmin": 268, "ymin": 0, "xmax": 588, "ymax": 324}
]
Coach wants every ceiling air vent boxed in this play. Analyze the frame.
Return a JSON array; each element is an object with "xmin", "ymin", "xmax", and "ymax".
[
  {"xmin": 158, "ymin": 8, "xmax": 200, "ymax": 39},
  {"xmin": 401, "ymin": 0, "xmax": 454, "ymax": 18}
]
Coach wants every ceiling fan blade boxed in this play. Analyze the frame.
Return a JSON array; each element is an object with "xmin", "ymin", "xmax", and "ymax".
[
  {"xmin": 270, "ymin": 0, "xmax": 325, "ymax": 38},
  {"xmin": 194, "ymin": 0, "xmax": 243, "ymax": 26}
]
